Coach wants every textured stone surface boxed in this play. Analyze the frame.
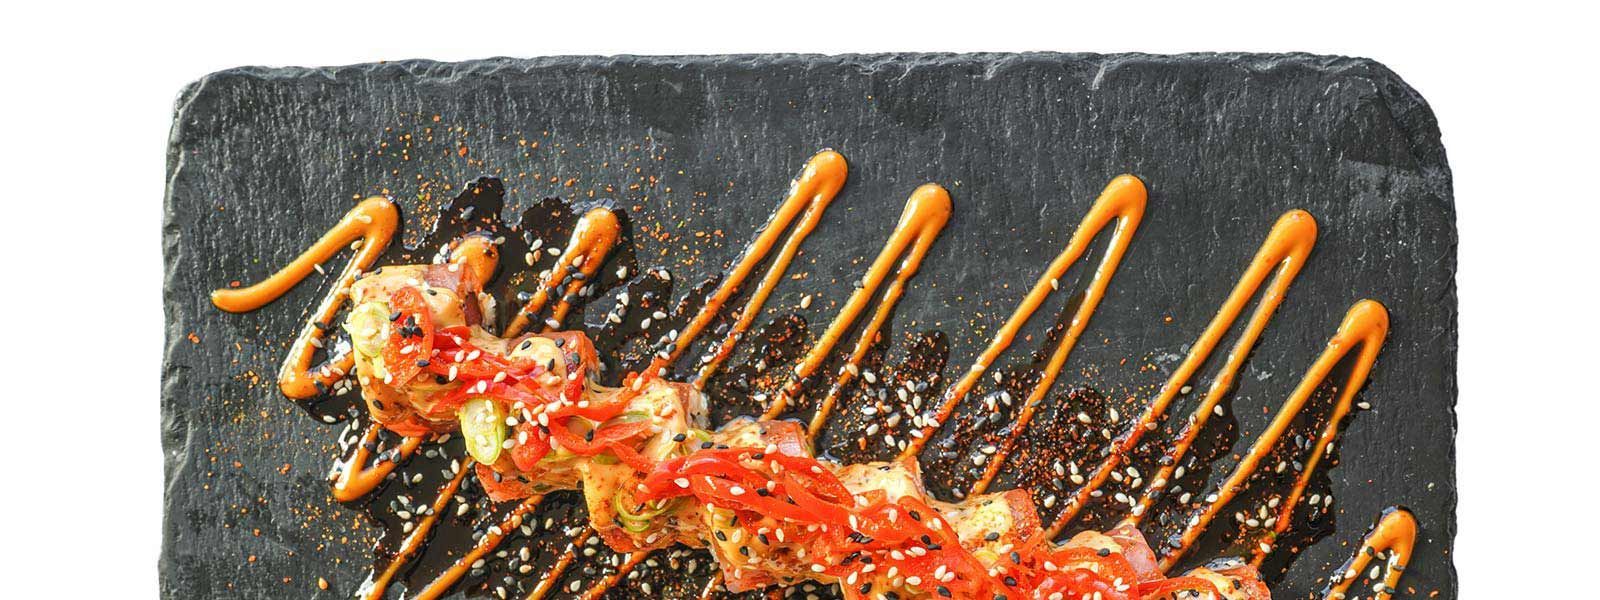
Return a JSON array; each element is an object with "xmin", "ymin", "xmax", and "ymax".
[{"xmin": 163, "ymin": 54, "xmax": 1455, "ymax": 598}]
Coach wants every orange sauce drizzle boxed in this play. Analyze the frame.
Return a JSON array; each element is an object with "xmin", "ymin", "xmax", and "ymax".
[
  {"xmin": 1158, "ymin": 299, "xmax": 1390, "ymax": 570},
  {"xmin": 652, "ymin": 150, "xmax": 848, "ymax": 377},
  {"xmin": 1047, "ymin": 210, "xmax": 1318, "ymax": 531},
  {"xmin": 331, "ymin": 426, "xmax": 426, "ymax": 503},
  {"xmin": 408, "ymin": 496, "xmax": 544, "ymax": 600},
  {"xmin": 759, "ymin": 183, "xmax": 953, "ymax": 428},
  {"xmin": 523, "ymin": 528, "xmax": 588, "ymax": 600},
  {"xmin": 577, "ymin": 551, "xmax": 649, "ymax": 600},
  {"xmin": 356, "ymin": 459, "xmax": 472, "ymax": 599},
  {"xmin": 898, "ymin": 176, "xmax": 1146, "ymax": 470},
  {"xmin": 1324, "ymin": 507, "xmax": 1417, "ymax": 600},
  {"xmin": 212, "ymin": 197, "xmax": 399, "ymax": 399},
  {"xmin": 505, "ymin": 207, "xmax": 623, "ymax": 337}
]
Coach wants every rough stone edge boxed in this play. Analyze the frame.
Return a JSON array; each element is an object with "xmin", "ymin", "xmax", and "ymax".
[
  {"xmin": 160, "ymin": 66, "xmax": 209, "ymax": 598},
  {"xmin": 159, "ymin": 52, "xmax": 1459, "ymax": 595},
  {"xmin": 1342, "ymin": 57, "xmax": 1459, "ymax": 595},
  {"xmin": 172, "ymin": 51, "xmax": 1397, "ymax": 86}
]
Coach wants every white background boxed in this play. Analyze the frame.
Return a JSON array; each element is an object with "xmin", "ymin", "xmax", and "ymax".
[{"xmin": 4, "ymin": 1, "xmax": 1595, "ymax": 597}]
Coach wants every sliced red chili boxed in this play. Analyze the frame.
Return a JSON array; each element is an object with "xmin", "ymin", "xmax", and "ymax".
[
  {"xmin": 1043, "ymin": 547, "xmax": 1141, "ymax": 592},
  {"xmin": 548, "ymin": 419, "xmax": 652, "ymax": 456},
  {"xmin": 508, "ymin": 420, "xmax": 551, "ymax": 471},
  {"xmin": 1136, "ymin": 575, "xmax": 1223, "ymax": 598},
  {"xmin": 1034, "ymin": 568, "xmax": 1135, "ymax": 600},
  {"xmin": 606, "ymin": 441, "xmax": 657, "ymax": 473}
]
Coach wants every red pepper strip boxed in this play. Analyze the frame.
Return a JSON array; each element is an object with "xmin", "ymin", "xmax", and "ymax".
[
  {"xmin": 382, "ymin": 412, "xmax": 440, "ymax": 437},
  {"xmin": 563, "ymin": 361, "xmax": 590, "ymax": 410},
  {"xmin": 1042, "ymin": 547, "xmax": 1141, "ymax": 592},
  {"xmin": 606, "ymin": 441, "xmax": 657, "ymax": 473},
  {"xmin": 421, "ymin": 383, "xmax": 475, "ymax": 418},
  {"xmin": 764, "ymin": 453, "xmax": 853, "ymax": 502},
  {"xmin": 846, "ymin": 498, "xmax": 938, "ymax": 546},
  {"xmin": 880, "ymin": 546, "xmax": 991, "ymax": 598},
  {"xmin": 639, "ymin": 454, "xmax": 770, "ymax": 498},
  {"xmin": 429, "ymin": 326, "xmax": 543, "ymax": 380},
  {"xmin": 382, "ymin": 287, "xmax": 434, "ymax": 383},
  {"xmin": 420, "ymin": 379, "xmax": 545, "ymax": 419},
  {"xmin": 1034, "ymin": 569, "xmax": 1135, "ymax": 600},
  {"xmin": 547, "ymin": 419, "xmax": 653, "ymax": 456},
  {"xmin": 1136, "ymin": 575, "xmax": 1224, "ymax": 598},
  {"xmin": 428, "ymin": 350, "xmax": 521, "ymax": 380},
  {"xmin": 638, "ymin": 454, "xmax": 826, "ymax": 524},
  {"xmin": 659, "ymin": 446, "xmax": 855, "ymax": 505},
  {"xmin": 684, "ymin": 476, "xmax": 813, "ymax": 522},
  {"xmin": 546, "ymin": 368, "xmax": 634, "ymax": 423},
  {"xmin": 778, "ymin": 472, "xmax": 852, "ymax": 529},
  {"xmin": 508, "ymin": 420, "xmax": 551, "ymax": 471},
  {"xmin": 490, "ymin": 381, "xmax": 547, "ymax": 406}
]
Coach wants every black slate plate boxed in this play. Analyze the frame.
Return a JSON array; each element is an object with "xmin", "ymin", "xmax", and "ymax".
[{"xmin": 162, "ymin": 53, "xmax": 1456, "ymax": 599}]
